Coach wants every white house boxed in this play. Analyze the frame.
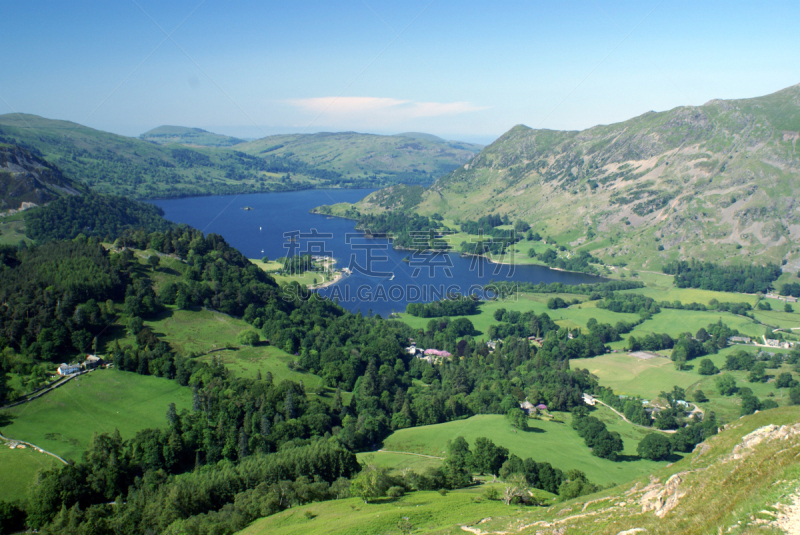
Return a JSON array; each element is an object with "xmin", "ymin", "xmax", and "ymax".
[{"xmin": 57, "ymin": 363, "xmax": 81, "ymax": 376}]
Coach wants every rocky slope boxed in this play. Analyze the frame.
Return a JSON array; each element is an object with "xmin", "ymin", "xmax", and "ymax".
[
  {"xmin": 462, "ymin": 407, "xmax": 800, "ymax": 535},
  {"xmin": 0, "ymin": 144, "xmax": 83, "ymax": 211}
]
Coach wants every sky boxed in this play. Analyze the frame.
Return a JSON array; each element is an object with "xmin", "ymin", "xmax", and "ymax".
[{"xmin": 1, "ymin": 1, "xmax": 798, "ymax": 144}]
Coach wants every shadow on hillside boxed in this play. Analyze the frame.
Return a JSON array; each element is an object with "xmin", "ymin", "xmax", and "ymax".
[
  {"xmin": 156, "ymin": 267, "xmax": 180, "ymax": 277},
  {"xmin": 521, "ymin": 426, "xmax": 545, "ymax": 433},
  {"xmin": 0, "ymin": 412, "xmax": 16, "ymax": 428}
]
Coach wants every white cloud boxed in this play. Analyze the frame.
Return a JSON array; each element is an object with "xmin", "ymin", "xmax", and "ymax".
[{"xmin": 285, "ymin": 96, "xmax": 487, "ymax": 121}]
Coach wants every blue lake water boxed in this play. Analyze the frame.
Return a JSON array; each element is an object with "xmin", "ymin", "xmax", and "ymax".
[{"xmin": 152, "ymin": 189, "xmax": 601, "ymax": 316}]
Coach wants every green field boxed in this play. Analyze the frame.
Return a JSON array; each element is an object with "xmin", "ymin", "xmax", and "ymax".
[
  {"xmin": 143, "ymin": 308, "xmax": 327, "ymax": 394},
  {"xmin": 238, "ymin": 485, "xmax": 535, "ymax": 535},
  {"xmin": 395, "ymin": 292, "xmax": 638, "ymax": 337},
  {"xmin": 372, "ymin": 412, "xmax": 678, "ymax": 487},
  {"xmin": 572, "ymin": 346, "xmax": 800, "ymax": 423},
  {"xmin": 1, "ymin": 369, "xmax": 192, "ymax": 461},
  {"xmin": 0, "ymin": 445, "xmax": 60, "ymax": 502}
]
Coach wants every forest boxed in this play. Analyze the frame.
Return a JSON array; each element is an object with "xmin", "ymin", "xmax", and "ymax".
[{"xmin": 662, "ymin": 259, "xmax": 782, "ymax": 293}]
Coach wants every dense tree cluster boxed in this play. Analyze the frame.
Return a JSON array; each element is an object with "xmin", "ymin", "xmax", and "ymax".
[
  {"xmin": 25, "ymin": 193, "xmax": 173, "ymax": 242},
  {"xmin": 571, "ymin": 411, "xmax": 624, "ymax": 460},
  {"xmin": 405, "ymin": 296, "xmax": 481, "ymax": 317},
  {"xmin": 596, "ymin": 293, "xmax": 660, "ymax": 318},
  {"xmin": 662, "ymin": 259, "xmax": 782, "ymax": 293}
]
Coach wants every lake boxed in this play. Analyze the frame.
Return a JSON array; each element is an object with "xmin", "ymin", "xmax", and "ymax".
[{"xmin": 152, "ymin": 189, "xmax": 601, "ymax": 316}]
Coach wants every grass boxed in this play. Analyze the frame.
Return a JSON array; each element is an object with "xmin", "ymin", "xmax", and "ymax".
[
  {"xmin": 143, "ymin": 308, "xmax": 327, "ymax": 394},
  {"xmin": 0, "ymin": 445, "xmax": 59, "ymax": 502},
  {"xmin": 1, "ymin": 369, "xmax": 192, "ymax": 461},
  {"xmin": 0, "ymin": 216, "xmax": 30, "ymax": 246},
  {"xmin": 618, "ymin": 285, "xmax": 758, "ymax": 306},
  {"xmin": 572, "ymin": 346, "xmax": 800, "ymax": 423},
  {"xmin": 375, "ymin": 413, "xmax": 679, "ymax": 487},
  {"xmin": 395, "ymin": 292, "xmax": 635, "ymax": 337},
  {"xmin": 571, "ymin": 353, "xmax": 700, "ymax": 400}
]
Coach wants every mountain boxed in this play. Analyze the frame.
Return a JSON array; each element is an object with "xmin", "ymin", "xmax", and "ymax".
[
  {"xmin": 0, "ymin": 114, "xmax": 481, "ymax": 199},
  {"xmin": 0, "ymin": 144, "xmax": 83, "ymax": 211},
  {"xmin": 235, "ymin": 131, "xmax": 482, "ymax": 184},
  {"xmin": 354, "ymin": 83, "xmax": 800, "ymax": 269},
  {"xmin": 140, "ymin": 125, "xmax": 246, "ymax": 147}
]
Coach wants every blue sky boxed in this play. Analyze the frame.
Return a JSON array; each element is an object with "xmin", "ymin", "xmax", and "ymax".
[{"xmin": 1, "ymin": 1, "xmax": 798, "ymax": 143}]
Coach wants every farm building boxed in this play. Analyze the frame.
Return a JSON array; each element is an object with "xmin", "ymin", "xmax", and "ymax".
[
  {"xmin": 519, "ymin": 400, "xmax": 535, "ymax": 414},
  {"xmin": 57, "ymin": 363, "xmax": 81, "ymax": 376},
  {"xmin": 84, "ymin": 355, "xmax": 104, "ymax": 369}
]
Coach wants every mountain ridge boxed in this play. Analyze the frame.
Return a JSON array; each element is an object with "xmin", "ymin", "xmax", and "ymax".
[
  {"xmin": 353, "ymin": 83, "xmax": 800, "ymax": 270},
  {"xmin": 0, "ymin": 114, "xmax": 481, "ymax": 199}
]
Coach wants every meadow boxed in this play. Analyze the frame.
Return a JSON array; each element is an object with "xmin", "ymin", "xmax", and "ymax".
[
  {"xmin": 1, "ymin": 369, "xmax": 192, "ymax": 461},
  {"xmin": 0, "ymin": 445, "xmax": 60, "ymax": 502},
  {"xmin": 142, "ymin": 308, "xmax": 327, "ymax": 395},
  {"xmin": 370, "ymin": 410, "xmax": 678, "ymax": 488},
  {"xmin": 572, "ymin": 345, "xmax": 799, "ymax": 422},
  {"xmin": 238, "ymin": 485, "xmax": 535, "ymax": 535}
]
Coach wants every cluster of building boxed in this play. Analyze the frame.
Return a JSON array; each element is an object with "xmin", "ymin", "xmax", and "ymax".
[
  {"xmin": 519, "ymin": 400, "xmax": 548, "ymax": 415},
  {"xmin": 56, "ymin": 355, "xmax": 105, "ymax": 377},
  {"xmin": 405, "ymin": 341, "xmax": 452, "ymax": 364},
  {"xmin": 728, "ymin": 335, "xmax": 796, "ymax": 349}
]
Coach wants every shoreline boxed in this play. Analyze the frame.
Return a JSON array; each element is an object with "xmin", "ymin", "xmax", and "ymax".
[{"xmin": 310, "ymin": 211, "xmax": 603, "ymax": 278}]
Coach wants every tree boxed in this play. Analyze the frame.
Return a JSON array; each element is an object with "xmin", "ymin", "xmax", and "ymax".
[
  {"xmin": 262, "ymin": 256, "xmax": 269, "ymax": 263},
  {"xmin": 471, "ymin": 437, "xmax": 509, "ymax": 476},
  {"xmin": 501, "ymin": 473, "xmax": 527, "ymax": 505},
  {"xmin": 692, "ymin": 390, "xmax": 708, "ymax": 403},
  {"xmin": 506, "ymin": 408, "xmax": 528, "ymax": 430},
  {"xmin": 740, "ymin": 391, "xmax": 762, "ymax": 416},
  {"xmin": 775, "ymin": 372, "xmax": 798, "ymax": 389},
  {"xmin": 715, "ymin": 374, "xmax": 738, "ymax": 396},
  {"xmin": 237, "ymin": 330, "xmax": 260, "ymax": 346},
  {"xmin": 790, "ymin": 386, "xmax": 800, "ymax": 405},
  {"xmin": 748, "ymin": 362, "xmax": 767, "ymax": 383},
  {"xmin": 127, "ymin": 316, "xmax": 144, "ymax": 335},
  {"xmin": 147, "ymin": 255, "xmax": 160, "ymax": 271},
  {"xmin": 785, "ymin": 303, "xmax": 794, "ymax": 313},
  {"xmin": 350, "ymin": 463, "xmax": 392, "ymax": 503},
  {"xmin": 698, "ymin": 359, "xmax": 719, "ymax": 375},
  {"xmin": 442, "ymin": 437, "xmax": 472, "ymax": 489},
  {"xmin": 637, "ymin": 433, "xmax": 673, "ymax": 461}
]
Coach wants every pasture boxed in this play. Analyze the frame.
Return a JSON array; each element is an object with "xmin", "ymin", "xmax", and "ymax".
[
  {"xmin": 237, "ymin": 486, "xmax": 536, "ymax": 535},
  {"xmin": 1, "ymin": 369, "xmax": 192, "ymax": 461},
  {"xmin": 374, "ymin": 412, "xmax": 678, "ymax": 487},
  {"xmin": 0, "ymin": 445, "xmax": 59, "ymax": 502},
  {"xmin": 144, "ymin": 308, "xmax": 326, "ymax": 392},
  {"xmin": 572, "ymin": 346, "xmax": 800, "ymax": 423}
]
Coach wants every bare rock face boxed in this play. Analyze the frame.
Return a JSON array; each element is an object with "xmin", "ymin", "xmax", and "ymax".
[
  {"xmin": 640, "ymin": 472, "xmax": 687, "ymax": 518},
  {"xmin": 730, "ymin": 423, "xmax": 800, "ymax": 461},
  {"xmin": 0, "ymin": 145, "xmax": 81, "ymax": 210}
]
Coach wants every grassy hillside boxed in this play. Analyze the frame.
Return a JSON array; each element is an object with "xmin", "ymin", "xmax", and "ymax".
[
  {"xmin": 348, "ymin": 83, "xmax": 800, "ymax": 269},
  {"xmin": 371, "ymin": 411, "xmax": 679, "ymax": 488},
  {"xmin": 0, "ymin": 114, "xmax": 480, "ymax": 199},
  {"xmin": 236, "ymin": 131, "xmax": 482, "ymax": 184},
  {"xmin": 241, "ymin": 407, "xmax": 800, "ymax": 535},
  {"xmin": 0, "ymin": 446, "xmax": 59, "ymax": 502},
  {"xmin": 1, "ymin": 369, "xmax": 192, "ymax": 461},
  {"xmin": 140, "ymin": 125, "xmax": 246, "ymax": 147}
]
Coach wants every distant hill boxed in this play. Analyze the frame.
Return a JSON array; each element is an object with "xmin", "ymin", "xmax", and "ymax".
[
  {"xmin": 236, "ymin": 131, "xmax": 482, "ymax": 184},
  {"xmin": 353, "ymin": 83, "xmax": 800, "ymax": 269},
  {"xmin": 0, "ymin": 114, "xmax": 481, "ymax": 199},
  {"xmin": 140, "ymin": 125, "xmax": 246, "ymax": 147},
  {"xmin": 0, "ymin": 144, "xmax": 83, "ymax": 211}
]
